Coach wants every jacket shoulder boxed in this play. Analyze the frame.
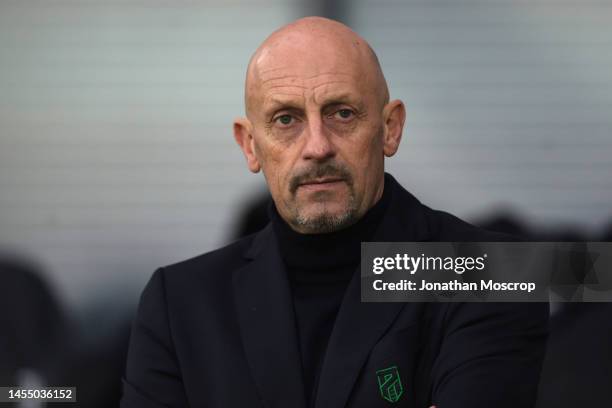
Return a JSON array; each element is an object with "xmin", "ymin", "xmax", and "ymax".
[
  {"xmin": 387, "ymin": 174, "xmax": 518, "ymax": 242},
  {"xmin": 160, "ymin": 230, "xmax": 259, "ymax": 282}
]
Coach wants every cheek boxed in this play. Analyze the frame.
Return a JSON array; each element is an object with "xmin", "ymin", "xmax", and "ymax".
[
  {"xmin": 256, "ymin": 141, "xmax": 297, "ymax": 197},
  {"xmin": 363, "ymin": 124, "xmax": 385, "ymax": 166},
  {"xmin": 339, "ymin": 125, "xmax": 383, "ymax": 168},
  {"xmin": 341, "ymin": 127, "xmax": 385, "ymax": 194},
  {"xmin": 368, "ymin": 122, "xmax": 385, "ymax": 148},
  {"xmin": 255, "ymin": 136, "xmax": 284, "ymax": 171}
]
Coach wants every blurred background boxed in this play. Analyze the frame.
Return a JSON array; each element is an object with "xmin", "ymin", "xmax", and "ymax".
[{"xmin": 0, "ymin": 0, "xmax": 611, "ymax": 406}]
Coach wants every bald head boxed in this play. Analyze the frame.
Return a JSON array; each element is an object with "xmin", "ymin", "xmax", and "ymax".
[{"xmin": 244, "ymin": 17, "xmax": 389, "ymax": 117}]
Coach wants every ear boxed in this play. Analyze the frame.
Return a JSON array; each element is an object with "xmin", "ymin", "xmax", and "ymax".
[
  {"xmin": 381, "ymin": 99, "xmax": 406, "ymax": 157},
  {"xmin": 233, "ymin": 117, "xmax": 261, "ymax": 173}
]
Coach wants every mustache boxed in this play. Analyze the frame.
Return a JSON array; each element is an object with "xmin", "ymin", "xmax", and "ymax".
[{"xmin": 289, "ymin": 162, "xmax": 353, "ymax": 194}]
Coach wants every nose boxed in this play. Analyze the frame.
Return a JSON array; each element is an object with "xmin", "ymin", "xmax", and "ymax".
[{"xmin": 301, "ymin": 116, "xmax": 336, "ymax": 161}]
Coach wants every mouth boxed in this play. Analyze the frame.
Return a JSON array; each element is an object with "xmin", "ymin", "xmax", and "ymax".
[{"xmin": 297, "ymin": 177, "xmax": 346, "ymax": 191}]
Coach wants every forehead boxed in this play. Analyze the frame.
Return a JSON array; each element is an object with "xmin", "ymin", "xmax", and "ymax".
[
  {"xmin": 249, "ymin": 36, "xmax": 376, "ymax": 106},
  {"xmin": 258, "ymin": 70, "xmax": 361, "ymax": 107}
]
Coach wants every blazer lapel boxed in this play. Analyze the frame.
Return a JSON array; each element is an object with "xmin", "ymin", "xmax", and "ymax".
[
  {"xmin": 233, "ymin": 225, "xmax": 307, "ymax": 408},
  {"xmin": 314, "ymin": 174, "xmax": 432, "ymax": 408},
  {"xmin": 313, "ymin": 274, "xmax": 406, "ymax": 408}
]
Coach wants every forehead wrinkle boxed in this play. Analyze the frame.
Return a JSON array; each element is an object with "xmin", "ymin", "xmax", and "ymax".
[
  {"xmin": 265, "ymin": 91, "xmax": 305, "ymax": 101},
  {"xmin": 263, "ymin": 92, "xmax": 306, "ymax": 110},
  {"xmin": 263, "ymin": 85, "xmax": 307, "ymax": 93},
  {"xmin": 313, "ymin": 91, "xmax": 359, "ymax": 105},
  {"xmin": 258, "ymin": 66, "xmax": 290, "ymax": 75},
  {"xmin": 259, "ymin": 74, "xmax": 301, "ymax": 85},
  {"xmin": 304, "ymin": 71, "xmax": 353, "ymax": 80},
  {"xmin": 259, "ymin": 70, "xmax": 353, "ymax": 85},
  {"xmin": 311, "ymin": 81, "xmax": 357, "ymax": 104},
  {"xmin": 311, "ymin": 80, "xmax": 352, "ymax": 90},
  {"xmin": 261, "ymin": 87, "xmax": 306, "ymax": 106}
]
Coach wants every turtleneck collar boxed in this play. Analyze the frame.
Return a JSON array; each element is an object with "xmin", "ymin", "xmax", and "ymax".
[{"xmin": 268, "ymin": 173, "xmax": 393, "ymax": 277}]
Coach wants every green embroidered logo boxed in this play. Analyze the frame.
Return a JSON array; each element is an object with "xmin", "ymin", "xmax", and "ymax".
[{"xmin": 376, "ymin": 365, "xmax": 403, "ymax": 403}]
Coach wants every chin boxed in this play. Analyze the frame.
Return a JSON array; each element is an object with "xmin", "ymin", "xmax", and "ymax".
[{"xmin": 293, "ymin": 203, "xmax": 358, "ymax": 234}]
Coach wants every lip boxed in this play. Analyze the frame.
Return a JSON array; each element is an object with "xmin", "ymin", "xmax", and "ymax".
[
  {"xmin": 297, "ymin": 178, "xmax": 345, "ymax": 191},
  {"xmin": 299, "ymin": 177, "xmax": 344, "ymax": 186}
]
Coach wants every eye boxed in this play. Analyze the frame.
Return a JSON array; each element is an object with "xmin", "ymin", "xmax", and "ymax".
[
  {"xmin": 275, "ymin": 114, "xmax": 294, "ymax": 126},
  {"xmin": 334, "ymin": 109, "xmax": 355, "ymax": 120}
]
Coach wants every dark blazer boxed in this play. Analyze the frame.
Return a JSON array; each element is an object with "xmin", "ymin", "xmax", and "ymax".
[{"xmin": 121, "ymin": 175, "xmax": 548, "ymax": 408}]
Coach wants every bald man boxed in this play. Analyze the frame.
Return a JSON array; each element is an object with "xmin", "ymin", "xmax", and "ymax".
[{"xmin": 120, "ymin": 18, "xmax": 548, "ymax": 408}]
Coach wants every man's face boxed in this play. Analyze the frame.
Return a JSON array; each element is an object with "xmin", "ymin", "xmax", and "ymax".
[{"xmin": 235, "ymin": 23, "xmax": 404, "ymax": 234}]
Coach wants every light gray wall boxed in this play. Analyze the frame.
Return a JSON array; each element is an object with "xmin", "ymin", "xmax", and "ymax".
[{"xmin": 1, "ymin": 1, "xmax": 611, "ymax": 314}]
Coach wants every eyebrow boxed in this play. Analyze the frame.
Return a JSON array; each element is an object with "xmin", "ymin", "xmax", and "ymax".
[
  {"xmin": 316, "ymin": 92, "xmax": 365, "ymax": 112},
  {"xmin": 262, "ymin": 91, "xmax": 364, "ymax": 117},
  {"xmin": 318, "ymin": 93, "xmax": 360, "ymax": 106},
  {"xmin": 263, "ymin": 94, "xmax": 304, "ymax": 115}
]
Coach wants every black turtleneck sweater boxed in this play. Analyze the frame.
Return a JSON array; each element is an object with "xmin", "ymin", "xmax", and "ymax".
[{"xmin": 268, "ymin": 180, "xmax": 392, "ymax": 407}]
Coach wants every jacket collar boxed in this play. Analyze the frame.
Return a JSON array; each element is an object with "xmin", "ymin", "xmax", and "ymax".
[{"xmin": 233, "ymin": 174, "xmax": 431, "ymax": 408}]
